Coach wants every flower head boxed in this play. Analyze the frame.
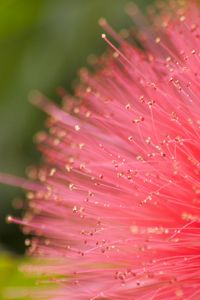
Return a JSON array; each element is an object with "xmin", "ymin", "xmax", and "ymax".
[{"xmin": 8, "ymin": 1, "xmax": 200, "ymax": 299}]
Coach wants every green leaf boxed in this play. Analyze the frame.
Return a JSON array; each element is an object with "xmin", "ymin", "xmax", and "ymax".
[{"xmin": 0, "ymin": 254, "xmax": 35, "ymax": 300}]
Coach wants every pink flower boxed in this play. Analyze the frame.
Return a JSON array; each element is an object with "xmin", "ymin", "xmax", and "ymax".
[{"xmin": 6, "ymin": 1, "xmax": 200, "ymax": 299}]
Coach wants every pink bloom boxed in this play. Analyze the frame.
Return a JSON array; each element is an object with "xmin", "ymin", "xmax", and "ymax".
[{"xmin": 6, "ymin": 1, "xmax": 200, "ymax": 299}]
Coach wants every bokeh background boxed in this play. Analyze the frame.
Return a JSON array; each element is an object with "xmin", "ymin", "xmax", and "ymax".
[{"xmin": 0, "ymin": 0, "xmax": 154, "ymax": 297}]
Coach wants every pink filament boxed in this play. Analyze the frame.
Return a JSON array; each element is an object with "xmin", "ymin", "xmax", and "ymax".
[{"xmin": 5, "ymin": 1, "xmax": 200, "ymax": 299}]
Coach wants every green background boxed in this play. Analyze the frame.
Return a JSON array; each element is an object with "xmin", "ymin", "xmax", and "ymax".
[{"xmin": 0, "ymin": 0, "xmax": 153, "ymax": 297}]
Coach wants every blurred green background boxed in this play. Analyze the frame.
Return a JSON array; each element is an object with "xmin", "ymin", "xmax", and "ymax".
[{"xmin": 0, "ymin": 0, "xmax": 153, "ymax": 297}]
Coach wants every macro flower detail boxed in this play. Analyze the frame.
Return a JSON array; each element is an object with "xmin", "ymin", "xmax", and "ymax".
[{"xmin": 5, "ymin": 1, "xmax": 200, "ymax": 299}]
